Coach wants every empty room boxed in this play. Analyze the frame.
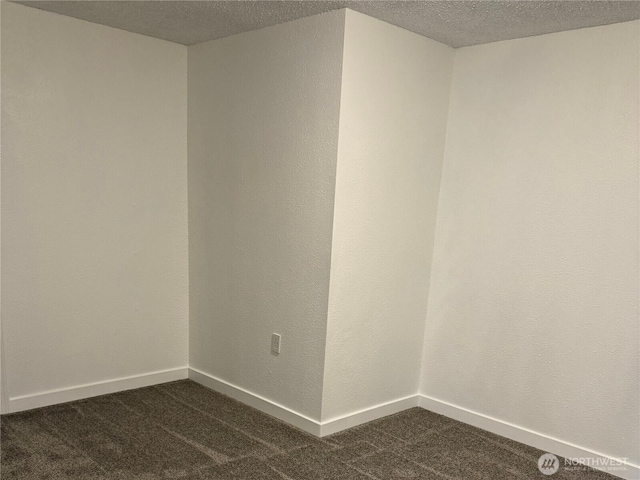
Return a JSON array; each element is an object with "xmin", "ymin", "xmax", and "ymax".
[{"xmin": 0, "ymin": 0, "xmax": 638, "ymax": 479}]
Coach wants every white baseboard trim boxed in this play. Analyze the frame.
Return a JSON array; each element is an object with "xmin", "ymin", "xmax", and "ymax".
[
  {"xmin": 419, "ymin": 394, "xmax": 639, "ymax": 480},
  {"xmin": 319, "ymin": 394, "xmax": 419, "ymax": 437},
  {"xmin": 188, "ymin": 367, "xmax": 322, "ymax": 435},
  {"xmin": 9, "ymin": 367, "xmax": 633, "ymax": 480},
  {"xmin": 188, "ymin": 367, "xmax": 421, "ymax": 438},
  {"xmin": 5, "ymin": 367, "xmax": 189, "ymax": 414}
]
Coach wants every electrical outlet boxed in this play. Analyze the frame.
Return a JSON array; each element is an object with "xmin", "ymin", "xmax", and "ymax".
[{"xmin": 271, "ymin": 333, "xmax": 281, "ymax": 354}]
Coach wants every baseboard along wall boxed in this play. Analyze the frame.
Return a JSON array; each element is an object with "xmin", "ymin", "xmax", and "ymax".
[
  {"xmin": 3, "ymin": 366, "xmax": 635, "ymax": 480},
  {"xmin": 4, "ymin": 367, "xmax": 189, "ymax": 414}
]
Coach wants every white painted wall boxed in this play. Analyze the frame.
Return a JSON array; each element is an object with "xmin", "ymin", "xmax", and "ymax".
[
  {"xmin": 2, "ymin": 5, "xmax": 637, "ymax": 465},
  {"xmin": 188, "ymin": 10, "xmax": 345, "ymax": 421},
  {"xmin": 422, "ymin": 20, "xmax": 640, "ymax": 464},
  {"xmin": 0, "ymin": 1, "xmax": 5, "ymax": 413},
  {"xmin": 1, "ymin": 3, "xmax": 188, "ymax": 403},
  {"xmin": 321, "ymin": 10, "xmax": 454, "ymax": 422}
]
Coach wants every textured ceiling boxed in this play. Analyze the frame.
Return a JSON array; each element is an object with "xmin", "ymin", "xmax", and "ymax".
[{"xmin": 13, "ymin": 1, "xmax": 640, "ymax": 48}]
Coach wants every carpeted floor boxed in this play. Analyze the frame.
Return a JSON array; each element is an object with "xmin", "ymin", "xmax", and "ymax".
[{"xmin": 0, "ymin": 380, "xmax": 617, "ymax": 479}]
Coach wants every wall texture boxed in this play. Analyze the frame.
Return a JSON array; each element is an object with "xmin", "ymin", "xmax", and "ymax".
[
  {"xmin": 421, "ymin": 20, "xmax": 639, "ymax": 463},
  {"xmin": 0, "ymin": 2, "xmax": 5, "ymax": 413},
  {"xmin": 1, "ymin": 3, "xmax": 188, "ymax": 401},
  {"xmin": 2, "ymin": 4, "xmax": 638, "ymax": 466},
  {"xmin": 188, "ymin": 10, "xmax": 345, "ymax": 421},
  {"xmin": 321, "ymin": 10, "xmax": 454, "ymax": 422}
]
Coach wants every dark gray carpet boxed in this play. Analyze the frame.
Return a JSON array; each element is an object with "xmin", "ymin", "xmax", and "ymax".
[{"xmin": 0, "ymin": 380, "xmax": 617, "ymax": 479}]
